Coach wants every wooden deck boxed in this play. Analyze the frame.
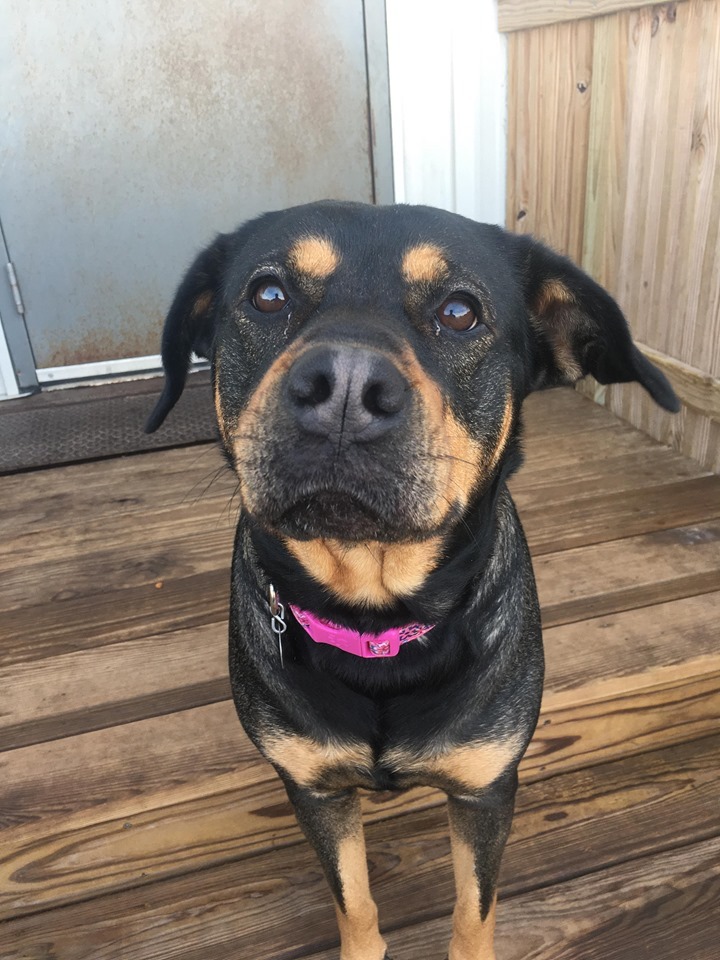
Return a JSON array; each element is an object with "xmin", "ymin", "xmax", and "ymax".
[{"xmin": 1, "ymin": 388, "xmax": 719, "ymax": 959}]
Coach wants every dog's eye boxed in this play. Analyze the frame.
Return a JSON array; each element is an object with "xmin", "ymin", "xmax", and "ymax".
[
  {"xmin": 252, "ymin": 278, "xmax": 289, "ymax": 313},
  {"xmin": 435, "ymin": 296, "xmax": 481, "ymax": 332}
]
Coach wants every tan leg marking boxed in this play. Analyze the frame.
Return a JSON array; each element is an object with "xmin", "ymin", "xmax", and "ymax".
[
  {"xmin": 283, "ymin": 535, "xmax": 445, "ymax": 607},
  {"xmin": 335, "ymin": 829, "xmax": 388, "ymax": 960},
  {"xmin": 401, "ymin": 243, "xmax": 449, "ymax": 284},
  {"xmin": 449, "ymin": 831, "xmax": 497, "ymax": 960},
  {"xmin": 288, "ymin": 235, "xmax": 341, "ymax": 278},
  {"xmin": 261, "ymin": 733, "xmax": 373, "ymax": 789},
  {"xmin": 383, "ymin": 736, "xmax": 521, "ymax": 793}
]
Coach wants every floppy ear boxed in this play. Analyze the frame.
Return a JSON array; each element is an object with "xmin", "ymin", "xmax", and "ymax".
[
  {"xmin": 516, "ymin": 235, "xmax": 680, "ymax": 413},
  {"xmin": 145, "ymin": 233, "xmax": 231, "ymax": 433}
]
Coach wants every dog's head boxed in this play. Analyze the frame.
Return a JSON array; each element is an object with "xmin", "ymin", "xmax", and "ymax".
[{"xmin": 147, "ymin": 202, "xmax": 678, "ymax": 593}]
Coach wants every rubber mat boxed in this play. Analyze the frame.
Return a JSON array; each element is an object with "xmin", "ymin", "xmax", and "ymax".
[{"xmin": 0, "ymin": 372, "xmax": 216, "ymax": 473}]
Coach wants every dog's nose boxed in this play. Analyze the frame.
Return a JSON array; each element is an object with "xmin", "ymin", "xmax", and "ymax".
[{"xmin": 286, "ymin": 345, "xmax": 409, "ymax": 442}]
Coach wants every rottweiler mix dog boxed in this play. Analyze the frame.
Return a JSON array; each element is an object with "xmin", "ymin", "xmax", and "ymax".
[{"xmin": 146, "ymin": 201, "xmax": 678, "ymax": 960}]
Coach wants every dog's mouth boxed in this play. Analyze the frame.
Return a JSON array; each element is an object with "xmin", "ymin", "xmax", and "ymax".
[{"xmin": 273, "ymin": 490, "xmax": 396, "ymax": 542}]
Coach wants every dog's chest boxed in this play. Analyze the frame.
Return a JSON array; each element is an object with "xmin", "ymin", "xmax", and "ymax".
[{"xmin": 261, "ymin": 728, "xmax": 521, "ymax": 796}]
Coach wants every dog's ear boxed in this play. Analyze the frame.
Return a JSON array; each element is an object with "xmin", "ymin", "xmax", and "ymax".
[
  {"xmin": 145, "ymin": 233, "xmax": 230, "ymax": 433},
  {"xmin": 515, "ymin": 235, "xmax": 680, "ymax": 412}
]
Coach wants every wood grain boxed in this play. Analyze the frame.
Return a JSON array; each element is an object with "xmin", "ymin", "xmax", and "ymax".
[
  {"xmin": 1, "ymin": 735, "xmax": 717, "ymax": 959},
  {"xmin": 349, "ymin": 836, "xmax": 720, "ymax": 960},
  {"xmin": 498, "ymin": 0, "xmax": 687, "ymax": 33},
  {"xmin": 635, "ymin": 342, "xmax": 720, "ymax": 421},
  {"xmin": 537, "ymin": 520, "xmax": 720, "ymax": 626},
  {"xmin": 506, "ymin": 18, "xmax": 594, "ymax": 261},
  {"xmin": 582, "ymin": 0, "xmax": 720, "ymax": 472},
  {"xmin": 2, "ymin": 640, "xmax": 717, "ymax": 916},
  {"xmin": 1, "ymin": 365, "xmax": 718, "ymax": 954}
]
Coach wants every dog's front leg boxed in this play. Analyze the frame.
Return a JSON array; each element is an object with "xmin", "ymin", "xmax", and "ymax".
[
  {"xmin": 284, "ymin": 780, "xmax": 390, "ymax": 960},
  {"xmin": 446, "ymin": 770, "xmax": 518, "ymax": 960}
]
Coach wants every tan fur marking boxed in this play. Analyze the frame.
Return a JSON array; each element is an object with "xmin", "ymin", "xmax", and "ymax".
[
  {"xmin": 534, "ymin": 278, "xmax": 575, "ymax": 314},
  {"xmin": 284, "ymin": 536, "xmax": 444, "ymax": 607},
  {"xmin": 232, "ymin": 343, "xmax": 303, "ymax": 509},
  {"xmin": 213, "ymin": 383, "xmax": 226, "ymax": 442},
  {"xmin": 485, "ymin": 394, "xmax": 514, "ymax": 477},
  {"xmin": 262, "ymin": 733, "xmax": 373, "ymax": 788},
  {"xmin": 288, "ymin": 235, "xmax": 340, "ymax": 278},
  {"xmin": 533, "ymin": 280, "xmax": 584, "ymax": 381},
  {"xmin": 398, "ymin": 347, "xmax": 484, "ymax": 522},
  {"xmin": 335, "ymin": 831, "xmax": 388, "ymax": 960},
  {"xmin": 401, "ymin": 243, "xmax": 449, "ymax": 284},
  {"xmin": 449, "ymin": 832, "xmax": 497, "ymax": 960},
  {"xmin": 430, "ymin": 738, "xmax": 521, "ymax": 791},
  {"xmin": 191, "ymin": 289, "xmax": 213, "ymax": 318},
  {"xmin": 384, "ymin": 736, "xmax": 521, "ymax": 793}
]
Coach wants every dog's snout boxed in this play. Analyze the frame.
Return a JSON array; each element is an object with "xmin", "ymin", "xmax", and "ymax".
[{"xmin": 286, "ymin": 345, "xmax": 409, "ymax": 442}]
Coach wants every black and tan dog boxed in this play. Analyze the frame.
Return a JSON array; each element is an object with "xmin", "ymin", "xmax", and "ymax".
[{"xmin": 146, "ymin": 201, "xmax": 678, "ymax": 960}]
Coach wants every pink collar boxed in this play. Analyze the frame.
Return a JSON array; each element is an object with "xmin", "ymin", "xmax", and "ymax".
[{"xmin": 288, "ymin": 603, "xmax": 434, "ymax": 658}]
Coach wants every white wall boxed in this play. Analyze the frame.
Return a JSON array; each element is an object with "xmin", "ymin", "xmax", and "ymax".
[
  {"xmin": 0, "ymin": 318, "xmax": 20, "ymax": 399},
  {"xmin": 386, "ymin": 0, "xmax": 507, "ymax": 225}
]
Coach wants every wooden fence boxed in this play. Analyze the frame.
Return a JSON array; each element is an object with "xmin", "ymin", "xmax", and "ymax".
[{"xmin": 502, "ymin": 0, "xmax": 720, "ymax": 471}]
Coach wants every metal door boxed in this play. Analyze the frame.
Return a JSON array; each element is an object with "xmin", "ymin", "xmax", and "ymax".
[{"xmin": 0, "ymin": 0, "xmax": 390, "ymax": 382}]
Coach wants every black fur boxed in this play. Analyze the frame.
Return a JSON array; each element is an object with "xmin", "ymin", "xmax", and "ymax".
[{"xmin": 147, "ymin": 201, "xmax": 679, "ymax": 958}]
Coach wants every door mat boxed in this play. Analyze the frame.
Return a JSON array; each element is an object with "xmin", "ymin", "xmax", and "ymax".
[{"xmin": 0, "ymin": 372, "xmax": 216, "ymax": 474}]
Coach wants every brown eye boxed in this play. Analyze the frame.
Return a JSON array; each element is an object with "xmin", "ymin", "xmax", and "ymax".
[
  {"xmin": 435, "ymin": 296, "xmax": 480, "ymax": 332},
  {"xmin": 252, "ymin": 278, "xmax": 289, "ymax": 313}
]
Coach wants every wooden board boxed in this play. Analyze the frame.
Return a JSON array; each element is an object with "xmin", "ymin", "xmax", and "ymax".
[
  {"xmin": 508, "ymin": 0, "xmax": 720, "ymax": 473},
  {"xmin": 506, "ymin": 18, "xmax": 594, "ymax": 261},
  {"xmin": 498, "ymin": 0, "xmax": 687, "ymax": 33},
  {"xmin": 2, "ymin": 592, "xmax": 718, "ymax": 916},
  {"xmin": 1, "ymin": 734, "xmax": 717, "ymax": 958},
  {"xmin": 1, "ymin": 373, "xmax": 718, "ymax": 956},
  {"xmin": 537, "ymin": 520, "xmax": 720, "ymax": 626}
]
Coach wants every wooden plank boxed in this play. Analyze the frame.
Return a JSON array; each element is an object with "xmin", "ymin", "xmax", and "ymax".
[
  {"xmin": 585, "ymin": 0, "xmax": 720, "ymax": 473},
  {"xmin": 0, "ymin": 501, "xmax": 236, "ymax": 571},
  {"xmin": 537, "ymin": 520, "xmax": 720, "ymax": 626},
  {"xmin": 0, "ymin": 569, "xmax": 229, "ymax": 667},
  {"xmin": 341, "ymin": 836, "xmax": 720, "ymax": 960},
  {"xmin": 0, "ymin": 523, "xmax": 234, "ymax": 614},
  {"xmin": 510, "ymin": 445, "xmax": 709, "ymax": 510},
  {"xmin": 582, "ymin": 9, "xmax": 629, "ymax": 291},
  {"xmin": 498, "ymin": 0, "xmax": 686, "ymax": 33},
  {"xmin": 1, "ymin": 734, "xmax": 717, "ymax": 957},
  {"xmin": 0, "ymin": 701, "xmax": 256, "ymax": 832},
  {"xmin": 0, "ymin": 442, "xmax": 230, "ymax": 540},
  {"xmin": 0, "ymin": 624, "xmax": 230, "ymax": 751},
  {"xmin": 2, "ymin": 654, "xmax": 717, "ymax": 916},
  {"xmin": 505, "ymin": 18, "xmax": 593, "ymax": 260},
  {"xmin": 636, "ymin": 342, "xmax": 720, "ymax": 421},
  {"xmin": 521, "ymin": 474, "xmax": 720, "ymax": 555},
  {"xmin": 541, "ymin": 591, "xmax": 720, "ymax": 703}
]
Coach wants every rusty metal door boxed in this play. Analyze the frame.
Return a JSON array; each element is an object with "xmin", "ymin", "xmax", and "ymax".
[{"xmin": 0, "ymin": 0, "xmax": 389, "ymax": 380}]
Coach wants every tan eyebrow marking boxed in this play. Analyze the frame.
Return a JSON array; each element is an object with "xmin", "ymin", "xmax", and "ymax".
[
  {"xmin": 402, "ymin": 243, "xmax": 449, "ymax": 283},
  {"xmin": 288, "ymin": 235, "xmax": 341, "ymax": 278}
]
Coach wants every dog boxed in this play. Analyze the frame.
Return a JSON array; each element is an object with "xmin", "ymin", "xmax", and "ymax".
[{"xmin": 146, "ymin": 201, "xmax": 678, "ymax": 960}]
